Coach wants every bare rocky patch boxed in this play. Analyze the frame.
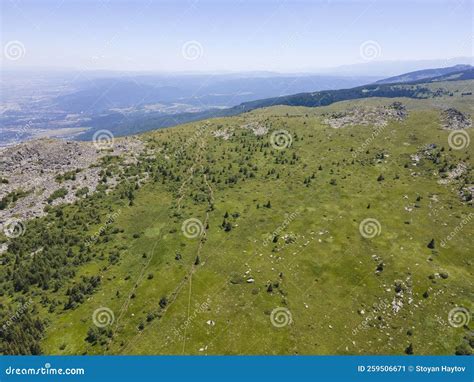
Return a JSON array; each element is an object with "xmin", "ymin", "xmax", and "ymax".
[
  {"xmin": 323, "ymin": 102, "xmax": 408, "ymax": 129},
  {"xmin": 241, "ymin": 122, "xmax": 269, "ymax": 136},
  {"xmin": 440, "ymin": 108, "xmax": 472, "ymax": 130},
  {"xmin": 0, "ymin": 137, "xmax": 144, "ymax": 222},
  {"xmin": 212, "ymin": 121, "xmax": 269, "ymax": 140},
  {"xmin": 212, "ymin": 129, "xmax": 232, "ymax": 140},
  {"xmin": 410, "ymin": 143, "xmax": 472, "ymax": 204}
]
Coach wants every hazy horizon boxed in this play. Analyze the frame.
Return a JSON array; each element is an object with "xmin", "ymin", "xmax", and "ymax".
[
  {"xmin": 1, "ymin": 0, "xmax": 473, "ymax": 73},
  {"xmin": 2, "ymin": 57, "xmax": 473, "ymax": 80}
]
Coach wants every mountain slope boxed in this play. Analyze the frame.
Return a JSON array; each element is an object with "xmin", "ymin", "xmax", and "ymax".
[
  {"xmin": 375, "ymin": 65, "xmax": 473, "ymax": 85},
  {"xmin": 1, "ymin": 83, "xmax": 472, "ymax": 356},
  {"xmin": 425, "ymin": 68, "xmax": 474, "ymax": 83},
  {"xmin": 232, "ymin": 67, "xmax": 474, "ymax": 113}
]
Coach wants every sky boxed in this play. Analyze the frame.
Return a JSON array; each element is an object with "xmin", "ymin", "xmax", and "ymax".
[{"xmin": 1, "ymin": 0, "xmax": 473, "ymax": 73}]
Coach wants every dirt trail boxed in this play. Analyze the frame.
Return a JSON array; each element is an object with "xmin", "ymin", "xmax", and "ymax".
[
  {"xmin": 119, "ymin": 136, "xmax": 214, "ymax": 354},
  {"xmin": 181, "ymin": 143, "xmax": 214, "ymax": 353},
  {"xmin": 104, "ymin": 237, "xmax": 162, "ymax": 353}
]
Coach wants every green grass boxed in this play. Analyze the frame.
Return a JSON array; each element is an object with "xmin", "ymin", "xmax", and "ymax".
[{"xmin": 1, "ymin": 86, "xmax": 472, "ymax": 356}]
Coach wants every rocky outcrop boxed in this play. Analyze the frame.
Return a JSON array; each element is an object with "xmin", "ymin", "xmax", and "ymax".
[
  {"xmin": 0, "ymin": 137, "xmax": 144, "ymax": 222},
  {"xmin": 441, "ymin": 108, "xmax": 472, "ymax": 130},
  {"xmin": 323, "ymin": 102, "xmax": 408, "ymax": 129}
]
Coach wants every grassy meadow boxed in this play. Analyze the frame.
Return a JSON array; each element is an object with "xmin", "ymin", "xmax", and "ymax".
[{"xmin": 1, "ymin": 82, "xmax": 473, "ymax": 356}]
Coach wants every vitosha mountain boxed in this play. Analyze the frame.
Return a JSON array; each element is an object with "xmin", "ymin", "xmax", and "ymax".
[{"xmin": 1, "ymin": 67, "xmax": 472, "ymax": 356}]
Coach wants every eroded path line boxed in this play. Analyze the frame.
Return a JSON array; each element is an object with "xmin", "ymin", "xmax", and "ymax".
[
  {"xmin": 176, "ymin": 166, "xmax": 195, "ymax": 211},
  {"xmin": 181, "ymin": 140, "xmax": 214, "ymax": 353},
  {"xmin": 181, "ymin": 209, "xmax": 210, "ymax": 353},
  {"xmin": 176, "ymin": 134, "xmax": 207, "ymax": 211},
  {"xmin": 104, "ymin": 237, "xmax": 162, "ymax": 353},
  {"xmin": 119, "ymin": 136, "xmax": 214, "ymax": 354}
]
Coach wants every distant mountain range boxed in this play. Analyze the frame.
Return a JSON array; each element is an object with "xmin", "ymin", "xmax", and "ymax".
[
  {"xmin": 1, "ymin": 62, "xmax": 472, "ymax": 145},
  {"xmin": 57, "ymin": 63, "xmax": 474, "ymax": 116},
  {"xmin": 0, "ymin": 70, "xmax": 379, "ymax": 146},
  {"xmin": 55, "ymin": 74, "xmax": 381, "ymax": 113},
  {"xmin": 76, "ymin": 64, "xmax": 474, "ymax": 140},
  {"xmin": 229, "ymin": 65, "xmax": 474, "ymax": 112},
  {"xmin": 375, "ymin": 64, "xmax": 473, "ymax": 84},
  {"xmin": 320, "ymin": 57, "xmax": 473, "ymax": 77}
]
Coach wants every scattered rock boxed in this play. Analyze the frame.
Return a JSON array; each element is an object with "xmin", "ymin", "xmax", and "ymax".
[
  {"xmin": 0, "ymin": 137, "xmax": 144, "ymax": 222},
  {"xmin": 441, "ymin": 108, "xmax": 472, "ymax": 130},
  {"xmin": 323, "ymin": 103, "xmax": 407, "ymax": 129}
]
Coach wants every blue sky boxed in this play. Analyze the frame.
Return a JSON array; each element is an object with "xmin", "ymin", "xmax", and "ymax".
[{"xmin": 1, "ymin": 0, "xmax": 473, "ymax": 72}]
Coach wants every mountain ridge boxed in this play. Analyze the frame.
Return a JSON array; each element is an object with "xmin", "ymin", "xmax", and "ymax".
[
  {"xmin": 375, "ymin": 65, "xmax": 473, "ymax": 84},
  {"xmin": 77, "ymin": 65, "xmax": 474, "ymax": 140}
]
